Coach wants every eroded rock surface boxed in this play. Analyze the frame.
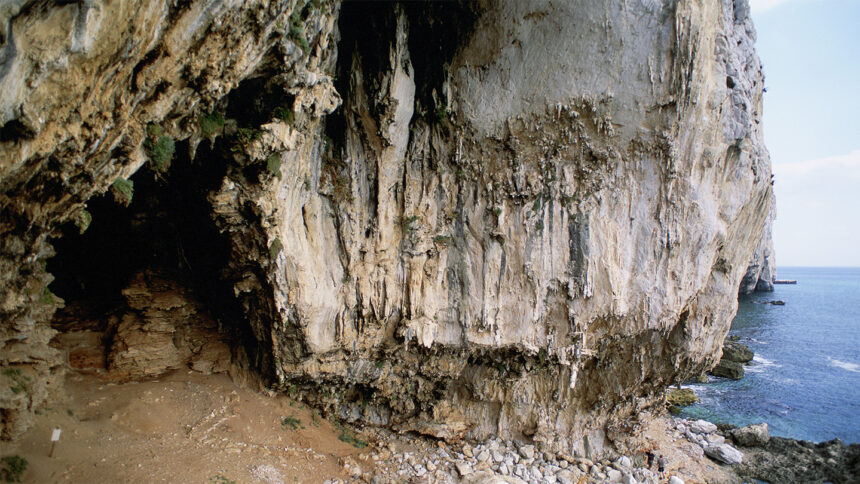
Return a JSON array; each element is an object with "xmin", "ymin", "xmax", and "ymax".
[{"xmin": 1, "ymin": 0, "xmax": 774, "ymax": 455}]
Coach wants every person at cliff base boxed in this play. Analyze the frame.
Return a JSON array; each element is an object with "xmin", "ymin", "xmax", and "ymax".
[
  {"xmin": 645, "ymin": 449, "xmax": 655, "ymax": 468},
  {"xmin": 657, "ymin": 455, "xmax": 665, "ymax": 478}
]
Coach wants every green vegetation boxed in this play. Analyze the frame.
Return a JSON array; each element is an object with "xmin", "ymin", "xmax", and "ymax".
[
  {"xmin": 434, "ymin": 104, "xmax": 450, "ymax": 124},
  {"xmin": 200, "ymin": 110, "xmax": 225, "ymax": 137},
  {"xmin": 146, "ymin": 125, "xmax": 175, "ymax": 173},
  {"xmin": 268, "ymin": 237, "xmax": 283, "ymax": 258},
  {"xmin": 267, "ymin": 153, "xmax": 283, "ymax": 180},
  {"xmin": 535, "ymin": 220, "xmax": 544, "ymax": 232},
  {"xmin": 288, "ymin": 10, "xmax": 310, "ymax": 53},
  {"xmin": 72, "ymin": 208, "xmax": 92, "ymax": 234},
  {"xmin": 3, "ymin": 369, "xmax": 30, "ymax": 396},
  {"xmin": 330, "ymin": 418, "xmax": 367, "ymax": 448},
  {"xmin": 666, "ymin": 388, "xmax": 698, "ymax": 407},
  {"xmin": 432, "ymin": 235, "xmax": 451, "ymax": 247},
  {"xmin": 337, "ymin": 428, "xmax": 367, "ymax": 448},
  {"xmin": 38, "ymin": 287, "xmax": 56, "ymax": 305},
  {"xmin": 0, "ymin": 455, "xmax": 27, "ymax": 483},
  {"xmin": 402, "ymin": 215, "xmax": 419, "ymax": 233},
  {"xmin": 232, "ymin": 127, "xmax": 262, "ymax": 153},
  {"xmin": 493, "ymin": 207, "xmax": 502, "ymax": 217},
  {"xmin": 281, "ymin": 415, "xmax": 304, "ymax": 430},
  {"xmin": 273, "ymin": 106, "xmax": 295, "ymax": 125},
  {"xmin": 210, "ymin": 476, "xmax": 236, "ymax": 484},
  {"xmin": 532, "ymin": 197, "xmax": 541, "ymax": 211},
  {"xmin": 110, "ymin": 178, "xmax": 134, "ymax": 207}
]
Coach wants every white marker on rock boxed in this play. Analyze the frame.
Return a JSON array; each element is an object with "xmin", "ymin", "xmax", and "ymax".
[{"xmin": 49, "ymin": 428, "xmax": 61, "ymax": 457}]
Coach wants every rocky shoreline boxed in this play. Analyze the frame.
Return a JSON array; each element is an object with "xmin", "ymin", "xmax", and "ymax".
[{"xmin": 327, "ymin": 415, "xmax": 860, "ymax": 484}]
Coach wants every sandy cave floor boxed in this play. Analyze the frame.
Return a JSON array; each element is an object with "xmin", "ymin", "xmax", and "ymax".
[
  {"xmin": 0, "ymin": 370, "xmax": 373, "ymax": 483},
  {"xmin": 0, "ymin": 368, "xmax": 741, "ymax": 484}
]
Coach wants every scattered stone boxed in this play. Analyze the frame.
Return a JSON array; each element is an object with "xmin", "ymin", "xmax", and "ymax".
[
  {"xmin": 689, "ymin": 419, "xmax": 718, "ymax": 434},
  {"xmin": 519, "ymin": 444, "xmax": 535, "ymax": 460},
  {"xmin": 706, "ymin": 433, "xmax": 726, "ymax": 446},
  {"xmin": 606, "ymin": 467, "xmax": 623, "ymax": 482},
  {"xmin": 705, "ymin": 443, "xmax": 744, "ymax": 465},
  {"xmin": 555, "ymin": 468, "xmax": 581, "ymax": 484},
  {"xmin": 731, "ymin": 423, "xmax": 770, "ymax": 447},
  {"xmin": 668, "ymin": 476, "xmax": 685, "ymax": 484},
  {"xmin": 456, "ymin": 462, "xmax": 473, "ymax": 477},
  {"xmin": 615, "ymin": 455, "xmax": 632, "ymax": 469},
  {"xmin": 462, "ymin": 471, "xmax": 527, "ymax": 484}
]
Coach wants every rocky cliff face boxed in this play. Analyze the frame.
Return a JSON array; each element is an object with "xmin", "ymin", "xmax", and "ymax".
[
  {"xmin": 739, "ymin": 209, "xmax": 776, "ymax": 294},
  {"xmin": 1, "ymin": 0, "xmax": 773, "ymax": 457}
]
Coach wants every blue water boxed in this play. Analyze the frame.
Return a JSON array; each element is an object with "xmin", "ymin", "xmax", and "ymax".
[{"xmin": 680, "ymin": 267, "xmax": 860, "ymax": 443}]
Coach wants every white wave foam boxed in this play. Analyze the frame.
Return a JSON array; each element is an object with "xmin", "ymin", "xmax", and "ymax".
[
  {"xmin": 827, "ymin": 357, "xmax": 860, "ymax": 373},
  {"xmin": 753, "ymin": 355, "xmax": 779, "ymax": 367},
  {"xmin": 746, "ymin": 355, "xmax": 780, "ymax": 373}
]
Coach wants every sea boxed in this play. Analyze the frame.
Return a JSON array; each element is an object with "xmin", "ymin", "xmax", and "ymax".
[{"xmin": 679, "ymin": 267, "xmax": 860, "ymax": 444}]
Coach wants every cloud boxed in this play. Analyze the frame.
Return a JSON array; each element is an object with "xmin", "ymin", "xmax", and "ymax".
[
  {"xmin": 775, "ymin": 149, "xmax": 860, "ymax": 178},
  {"xmin": 749, "ymin": 0, "xmax": 797, "ymax": 13}
]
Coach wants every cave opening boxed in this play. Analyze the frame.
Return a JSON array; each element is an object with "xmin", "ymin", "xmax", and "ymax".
[{"xmin": 46, "ymin": 138, "xmax": 249, "ymax": 378}]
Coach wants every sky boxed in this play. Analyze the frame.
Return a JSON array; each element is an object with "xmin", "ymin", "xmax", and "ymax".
[{"xmin": 748, "ymin": 0, "xmax": 860, "ymax": 266}]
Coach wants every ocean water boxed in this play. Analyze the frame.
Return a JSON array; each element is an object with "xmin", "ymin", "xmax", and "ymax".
[{"xmin": 680, "ymin": 267, "xmax": 860, "ymax": 443}]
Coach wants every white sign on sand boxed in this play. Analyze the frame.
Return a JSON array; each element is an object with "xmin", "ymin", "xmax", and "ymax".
[{"xmin": 51, "ymin": 428, "xmax": 61, "ymax": 441}]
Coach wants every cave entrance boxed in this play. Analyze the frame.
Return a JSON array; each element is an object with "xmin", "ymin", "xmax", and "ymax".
[{"xmin": 47, "ymin": 139, "xmax": 246, "ymax": 380}]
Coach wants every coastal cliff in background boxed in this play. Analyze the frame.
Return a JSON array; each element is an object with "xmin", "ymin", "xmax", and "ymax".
[
  {"xmin": 0, "ymin": 0, "xmax": 773, "ymax": 456},
  {"xmin": 740, "ymin": 208, "xmax": 776, "ymax": 294}
]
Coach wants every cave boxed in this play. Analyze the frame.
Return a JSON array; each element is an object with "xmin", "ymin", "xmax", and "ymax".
[{"xmin": 46, "ymin": 138, "xmax": 250, "ymax": 380}]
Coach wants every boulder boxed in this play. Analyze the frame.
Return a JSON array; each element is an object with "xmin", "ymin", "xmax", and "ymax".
[
  {"xmin": 555, "ymin": 468, "xmax": 584, "ymax": 484},
  {"xmin": 705, "ymin": 443, "xmax": 743, "ymax": 465},
  {"xmin": 730, "ymin": 423, "xmax": 770, "ymax": 447},
  {"xmin": 689, "ymin": 419, "xmax": 718, "ymax": 434},
  {"xmin": 463, "ymin": 471, "xmax": 527, "ymax": 484},
  {"xmin": 711, "ymin": 359, "xmax": 744, "ymax": 379},
  {"xmin": 615, "ymin": 455, "xmax": 632, "ymax": 469},
  {"xmin": 669, "ymin": 476, "xmax": 685, "ymax": 484},
  {"xmin": 667, "ymin": 388, "xmax": 698, "ymax": 406},
  {"xmin": 722, "ymin": 341, "xmax": 754, "ymax": 363}
]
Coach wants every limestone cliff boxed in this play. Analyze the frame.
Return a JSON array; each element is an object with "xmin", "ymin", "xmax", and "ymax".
[
  {"xmin": 0, "ymin": 0, "xmax": 773, "ymax": 457},
  {"xmin": 739, "ymin": 208, "xmax": 776, "ymax": 294}
]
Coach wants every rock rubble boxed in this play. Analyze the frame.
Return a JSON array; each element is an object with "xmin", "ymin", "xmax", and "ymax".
[{"xmin": 323, "ymin": 436, "xmax": 664, "ymax": 484}]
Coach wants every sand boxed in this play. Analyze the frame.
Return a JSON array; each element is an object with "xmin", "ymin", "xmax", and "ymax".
[{"xmin": 0, "ymin": 370, "xmax": 373, "ymax": 483}]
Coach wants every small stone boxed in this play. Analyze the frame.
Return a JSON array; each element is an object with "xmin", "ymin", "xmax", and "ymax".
[
  {"xmin": 615, "ymin": 455, "xmax": 632, "ymax": 469},
  {"xmin": 669, "ymin": 476, "xmax": 685, "ymax": 484},
  {"xmin": 427, "ymin": 461, "xmax": 437, "ymax": 472},
  {"xmin": 514, "ymin": 464, "xmax": 527, "ymax": 478},
  {"xmin": 500, "ymin": 463, "xmax": 509, "ymax": 475},
  {"xmin": 463, "ymin": 445, "xmax": 474, "ymax": 458},
  {"xmin": 477, "ymin": 450, "xmax": 491, "ymax": 463},
  {"xmin": 519, "ymin": 444, "xmax": 535, "ymax": 460},
  {"xmin": 606, "ymin": 467, "xmax": 623, "ymax": 483},
  {"xmin": 455, "ymin": 462, "xmax": 473, "ymax": 477},
  {"xmin": 492, "ymin": 450, "xmax": 505, "ymax": 463}
]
